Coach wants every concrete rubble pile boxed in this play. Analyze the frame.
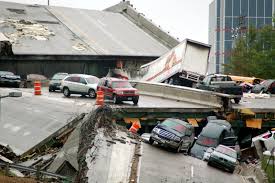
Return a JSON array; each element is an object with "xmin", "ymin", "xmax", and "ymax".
[
  {"xmin": 75, "ymin": 105, "xmax": 141, "ymax": 183},
  {"xmin": 0, "ymin": 19, "xmax": 55, "ymax": 43}
]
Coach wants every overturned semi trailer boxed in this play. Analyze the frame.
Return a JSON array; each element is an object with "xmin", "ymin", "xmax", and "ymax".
[{"xmin": 135, "ymin": 39, "xmax": 211, "ymax": 87}]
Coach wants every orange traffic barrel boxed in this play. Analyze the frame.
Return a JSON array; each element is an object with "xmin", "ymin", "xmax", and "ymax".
[
  {"xmin": 34, "ymin": 81, "xmax": 42, "ymax": 95},
  {"xmin": 96, "ymin": 90, "xmax": 104, "ymax": 105},
  {"xmin": 129, "ymin": 121, "xmax": 141, "ymax": 133}
]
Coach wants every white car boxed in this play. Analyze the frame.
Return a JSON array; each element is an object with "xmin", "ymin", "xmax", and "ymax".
[
  {"xmin": 202, "ymin": 147, "xmax": 214, "ymax": 161},
  {"xmin": 61, "ymin": 74, "xmax": 99, "ymax": 98}
]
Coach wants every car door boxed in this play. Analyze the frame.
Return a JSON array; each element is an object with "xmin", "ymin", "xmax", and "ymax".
[
  {"xmin": 70, "ymin": 76, "xmax": 81, "ymax": 93},
  {"xmin": 79, "ymin": 77, "xmax": 88, "ymax": 93},
  {"xmin": 105, "ymin": 80, "xmax": 113, "ymax": 99}
]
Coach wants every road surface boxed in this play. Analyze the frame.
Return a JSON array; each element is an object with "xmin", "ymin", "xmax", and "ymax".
[
  {"xmin": 0, "ymin": 87, "xmax": 213, "ymax": 155},
  {"xmin": 139, "ymin": 143, "xmax": 244, "ymax": 183}
]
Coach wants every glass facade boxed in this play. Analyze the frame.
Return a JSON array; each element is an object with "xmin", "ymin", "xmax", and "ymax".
[{"xmin": 213, "ymin": 0, "xmax": 274, "ymax": 73}]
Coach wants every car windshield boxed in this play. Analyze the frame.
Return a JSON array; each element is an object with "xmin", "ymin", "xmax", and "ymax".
[
  {"xmin": 52, "ymin": 74, "xmax": 67, "ymax": 80},
  {"xmin": 86, "ymin": 77, "xmax": 99, "ymax": 84},
  {"xmin": 0, "ymin": 71, "xmax": 14, "ymax": 76},
  {"xmin": 112, "ymin": 81, "xmax": 132, "ymax": 88},
  {"xmin": 161, "ymin": 120, "xmax": 186, "ymax": 134},
  {"xmin": 215, "ymin": 146, "xmax": 237, "ymax": 159},
  {"xmin": 196, "ymin": 135, "xmax": 218, "ymax": 147}
]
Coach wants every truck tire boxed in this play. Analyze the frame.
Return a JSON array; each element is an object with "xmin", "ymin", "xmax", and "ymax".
[
  {"xmin": 113, "ymin": 95, "xmax": 120, "ymax": 104},
  {"xmin": 133, "ymin": 98, "xmax": 139, "ymax": 105},
  {"xmin": 234, "ymin": 98, "xmax": 240, "ymax": 104},
  {"xmin": 88, "ymin": 89, "xmax": 96, "ymax": 98},
  {"xmin": 63, "ymin": 87, "xmax": 70, "ymax": 97},
  {"xmin": 149, "ymin": 137, "xmax": 154, "ymax": 145}
]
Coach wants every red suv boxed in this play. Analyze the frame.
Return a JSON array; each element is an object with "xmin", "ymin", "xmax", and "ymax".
[{"xmin": 97, "ymin": 77, "xmax": 139, "ymax": 104}]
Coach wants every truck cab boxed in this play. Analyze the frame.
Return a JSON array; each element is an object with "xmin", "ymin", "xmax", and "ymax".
[{"xmin": 196, "ymin": 74, "xmax": 243, "ymax": 104}]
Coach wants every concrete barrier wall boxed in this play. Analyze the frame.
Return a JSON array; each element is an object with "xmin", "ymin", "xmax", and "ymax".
[{"xmin": 131, "ymin": 81, "xmax": 225, "ymax": 108}]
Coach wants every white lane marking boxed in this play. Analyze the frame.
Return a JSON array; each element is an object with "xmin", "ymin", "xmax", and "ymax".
[
  {"xmin": 23, "ymin": 132, "xmax": 31, "ymax": 136},
  {"xmin": 11, "ymin": 126, "xmax": 21, "ymax": 132},
  {"xmin": 191, "ymin": 166, "xmax": 194, "ymax": 178}
]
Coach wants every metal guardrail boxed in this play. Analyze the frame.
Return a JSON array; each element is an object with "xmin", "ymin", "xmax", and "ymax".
[{"xmin": 0, "ymin": 162, "xmax": 70, "ymax": 181}]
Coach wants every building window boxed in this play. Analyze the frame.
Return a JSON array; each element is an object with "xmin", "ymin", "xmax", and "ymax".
[
  {"xmin": 265, "ymin": 18, "xmax": 272, "ymax": 25},
  {"xmin": 217, "ymin": 0, "xmax": 221, "ymax": 17},
  {"xmin": 248, "ymin": 18, "xmax": 256, "ymax": 27},
  {"xmin": 241, "ymin": 0, "xmax": 248, "ymax": 16},
  {"xmin": 265, "ymin": 0, "xmax": 272, "ymax": 17},
  {"xmin": 225, "ymin": 0, "xmax": 233, "ymax": 16},
  {"xmin": 225, "ymin": 17, "xmax": 233, "ymax": 40},
  {"xmin": 233, "ymin": 0, "xmax": 241, "ymax": 16},
  {"xmin": 249, "ymin": 0, "xmax": 257, "ymax": 17},
  {"xmin": 257, "ymin": 18, "xmax": 265, "ymax": 28},
  {"xmin": 257, "ymin": 0, "xmax": 264, "ymax": 17}
]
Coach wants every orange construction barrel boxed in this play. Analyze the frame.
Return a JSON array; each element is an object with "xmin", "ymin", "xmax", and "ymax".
[
  {"xmin": 129, "ymin": 121, "xmax": 141, "ymax": 133},
  {"xmin": 34, "ymin": 81, "xmax": 42, "ymax": 95},
  {"xmin": 96, "ymin": 90, "xmax": 104, "ymax": 105}
]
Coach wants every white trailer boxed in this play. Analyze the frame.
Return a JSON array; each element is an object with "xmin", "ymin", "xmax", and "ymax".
[{"xmin": 138, "ymin": 39, "xmax": 211, "ymax": 86}]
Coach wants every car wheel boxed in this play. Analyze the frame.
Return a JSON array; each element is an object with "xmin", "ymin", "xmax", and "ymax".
[
  {"xmin": 49, "ymin": 88, "xmax": 52, "ymax": 92},
  {"xmin": 176, "ymin": 142, "xmax": 183, "ymax": 153},
  {"xmin": 63, "ymin": 87, "xmax": 70, "ymax": 97},
  {"xmin": 88, "ymin": 89, "xmax": 96, "ymax": 98},
  {"xmin": 133, "ymin": 98, "xmax": 138, "ymax": 105},
  {"xmin": 149, "ymin": 137, "xmax": 154, "ymax": 145},
  {"xmin": 234, "ymin": 98, "xmax": 240, "ymax": 104},
  {"xmin": 113, "ymin": 95, "xmax": 120, "ymax": 104}
]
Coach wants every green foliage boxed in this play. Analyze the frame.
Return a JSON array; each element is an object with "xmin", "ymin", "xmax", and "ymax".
[{"xmin": 224, "ymin": 24, "xmax": 275, "ymax": 79}]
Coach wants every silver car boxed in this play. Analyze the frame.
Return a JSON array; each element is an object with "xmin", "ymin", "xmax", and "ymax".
[{"xmin": 61, "ymin": 74, "xmax": 99, "ymax": 98}]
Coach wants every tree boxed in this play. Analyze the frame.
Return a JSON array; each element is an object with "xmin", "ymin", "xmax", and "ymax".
[{"xmin": 224, "ymin": 23, "xmax": 275, "ymax": 79}]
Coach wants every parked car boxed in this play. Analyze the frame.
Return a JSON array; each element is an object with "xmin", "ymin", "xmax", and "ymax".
[
  {"xmin": 49, "ymin": 73, "xmax": 68, "ymax": 92},
  {"xmin": 196, "ymin": 74, "xmax": 243, "ymax": 104},
  {"xmin": 251, "ymin": 80, "xmax": 275, "ymax": 94},
  {"xmin": 149, "ymin": 118, "xmax": 195, "ymax": 153},
  {"xmin": 190, "ymin": 121, "xmax": 237, "ymax": 159},
  {"xmin": 0, "ymin": 71, "xmax": 21, "ymax": 88},
  {"xmin": 208, "ymin": 145, "xmax": 238, "ymax": 173},
  {"xmin": 97, "ymin": 77, "xmax": 139, "ymax": 104},
  {"xmin": 61, "ymin": 74, "xmax": 99, "ymax": 98}
]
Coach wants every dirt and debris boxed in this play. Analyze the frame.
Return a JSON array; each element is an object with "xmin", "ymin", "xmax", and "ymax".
[
  {"xmin": 0, "ymin": 144, "xmax": 18, "ymax": 162},
  {"xmin": 128, "ymin": 142, "xmax": 141, "ymax": 183},
  {"xmin": 6, "ymin": 8, "xmax": 26, "ymax": 14},
  {"xmin": 0, "ymin": 32, "xmax": 13, "ymax": 56},
  {"xmin": 72, "ymin": 43, "xmax": 87, "ymax": 51},
  {"xmin": 0, "ymin": 19, "xmax": 55, "ymax": 43},
  {"xmin": 76, "ymin": 105, "xmax": 116, "ymax": 183}
]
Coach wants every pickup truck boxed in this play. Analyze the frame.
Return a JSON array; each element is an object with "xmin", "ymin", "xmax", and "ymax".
[{"xmin": 196, "ymin": 74, "xmax": 243, "ymax": 104}]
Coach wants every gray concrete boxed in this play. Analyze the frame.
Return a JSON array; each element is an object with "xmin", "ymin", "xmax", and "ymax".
[
  {"xmin": 139, "ymin": 143, "xmax": 243, "ymax": 183},
  {"xmin": 0, "ymin": 1, "xmax": 170, "ymax": 56},
  {"xmin": 0, "ymin": 87, "xmax": 214, "ymax": 155},
  {"xmin": 0, "ymin": 88, "xmax": 95, "ymax": 155},
  {"xmin": 132, "ymin": 81, "xmax": 224, "ymax": 108},
  {"xmin": 233, "ymin": 97, "xmax": 275, "ymax": 112}
]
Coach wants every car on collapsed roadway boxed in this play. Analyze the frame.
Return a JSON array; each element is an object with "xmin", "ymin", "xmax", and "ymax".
[
  {"xmin": 207, "ymin": 145, "xmax": 238, "ymax": 173},
  {"xmin": 196, "ymin": 74, "xmax": 243, "ymax": 104},
  {"xmin": 61, "ymin": 74, "xmax": 99, "ymax": 98},
  {"xmin": 251, "ymin": 79, "xmax": 275, "ymax": 94},
  {"xmin": 97, "ymin": 77, "xmax": 139, "ymax": 104},
  {"xmin": 149, "ymin": 118, "xmax": 195, "ymax": 153},
  {"xmin": 190, "ymin": 120, "xmax": 238, "ymax": 160},
  {"xmin": 49, "ymin": 73, "xmax": 68, "ymax": 92}
]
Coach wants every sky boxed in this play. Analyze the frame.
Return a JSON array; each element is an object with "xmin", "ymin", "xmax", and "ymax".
[{"xmin": 2, "ymin": 0, "xmax": 213, "ymax": 44}]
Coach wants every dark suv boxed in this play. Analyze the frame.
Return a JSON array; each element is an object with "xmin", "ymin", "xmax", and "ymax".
[{"xmin": 97, "ymin": 77, "xmax": 139, "ymax": 104}]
